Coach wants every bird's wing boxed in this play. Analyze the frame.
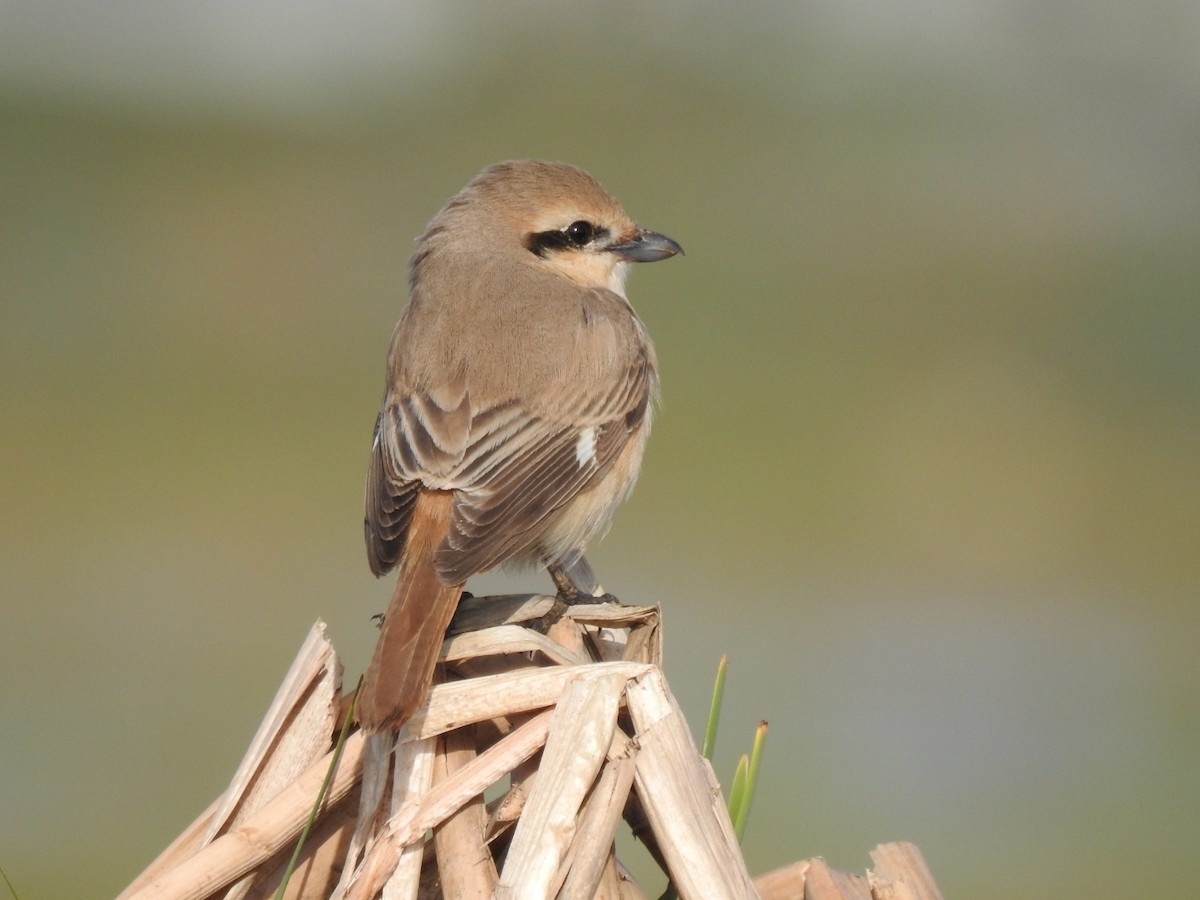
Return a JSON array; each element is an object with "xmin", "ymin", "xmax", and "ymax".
[
  {"xmin": 364, "ymin": 295, "xmax": 654, "ymax": 581},
  {"xmin": 438, "ymin": 345, "xmax": 653, "ymax": 580},
  {"xmin": 364, "ymin": 372, "xmax": 471, "ymax": 576}
]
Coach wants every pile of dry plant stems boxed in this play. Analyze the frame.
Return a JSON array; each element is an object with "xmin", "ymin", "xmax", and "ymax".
[{"xmin": 120, "ymin": 594, "xmax": 944, "ymax": 900}]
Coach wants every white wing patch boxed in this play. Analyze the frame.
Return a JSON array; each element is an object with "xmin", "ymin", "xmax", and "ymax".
[{"xmin": 575, "ymin": 425, "xmax": 597, "ymax": 467}]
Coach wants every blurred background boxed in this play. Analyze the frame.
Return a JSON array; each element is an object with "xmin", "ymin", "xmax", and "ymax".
[{"xmin": 2, "ymin": 2, "xmax": 1198, "ymax": 896}]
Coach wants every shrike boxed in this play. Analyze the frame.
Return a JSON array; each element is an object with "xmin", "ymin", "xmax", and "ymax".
[{"xmin": 360, "ymin": 160, "xmax": 682, "ymax": 731}]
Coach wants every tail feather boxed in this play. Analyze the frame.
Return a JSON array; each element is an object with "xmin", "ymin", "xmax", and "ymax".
[{"xmin": 359, "ymin": 490, "xmax": 463, "ymax": 732}]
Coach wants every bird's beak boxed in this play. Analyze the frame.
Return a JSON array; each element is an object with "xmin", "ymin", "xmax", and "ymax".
[{"xmin": 608, "ymin": 229, "xmax": 684, "ymax": 263}]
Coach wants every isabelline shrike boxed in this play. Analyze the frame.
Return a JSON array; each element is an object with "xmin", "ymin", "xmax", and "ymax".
[{"xmin": 360, "ymin": 160, "xmax": 682, "ymax": 731}]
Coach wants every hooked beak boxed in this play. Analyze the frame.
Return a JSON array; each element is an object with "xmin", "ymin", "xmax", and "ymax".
[{"xmin": 608, "ymin": 228, "xmax": 684, "ymax": 263}]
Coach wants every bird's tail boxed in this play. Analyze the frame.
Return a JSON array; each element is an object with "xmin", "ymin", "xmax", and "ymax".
[{"xmin": 358, "ymin": 490, "xmax": 462, "ymax": 732}]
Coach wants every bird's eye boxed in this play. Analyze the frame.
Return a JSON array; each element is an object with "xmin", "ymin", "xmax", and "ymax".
[{"xmin": 565, "ymin": 220, "xmax": 594, "ymax": 246}]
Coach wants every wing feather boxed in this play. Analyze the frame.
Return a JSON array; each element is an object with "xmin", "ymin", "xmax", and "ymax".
[{"xmin": 364, "ymin": 285, "xmax": 655, "ymax": 581}]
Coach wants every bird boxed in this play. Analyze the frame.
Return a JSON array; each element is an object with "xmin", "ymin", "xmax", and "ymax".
[{"xmin": 359, "ymin": 160, "xmax": 682, "ymax": 732}]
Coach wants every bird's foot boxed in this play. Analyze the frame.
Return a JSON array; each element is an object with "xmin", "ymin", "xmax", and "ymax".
[{"xmin": 547, "ymin": 561, "xmax": 620, "ymax": 606}]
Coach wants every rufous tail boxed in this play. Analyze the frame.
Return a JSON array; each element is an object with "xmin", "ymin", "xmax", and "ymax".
[{"xmin": 358, "ymin": 490, "xmax": 462, "ymax": 732}]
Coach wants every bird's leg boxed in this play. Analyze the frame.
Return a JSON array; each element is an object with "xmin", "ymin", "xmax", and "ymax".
[{"xmin": 546, "ymin": 555, "xmax": 620, "ymax": 605}]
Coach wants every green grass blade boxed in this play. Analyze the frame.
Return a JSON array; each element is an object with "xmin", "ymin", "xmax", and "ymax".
[
  {"xmin": 273, "ymin": 678, "xmax": 361, "ymax": 900},
  {"xmin": 0, "ymin": 862, "xmax": 21, "ymax": 900},
  {"xmin": 701, "ymin": 654, "xmax": 728, "ymax": 760},
  {"xmin": 727, "ymin": 752, "xmax": 749, "ymax": 828},
  {"xmin": 731, "ymin": 721, "xmax": 768, "ymax": 842}
]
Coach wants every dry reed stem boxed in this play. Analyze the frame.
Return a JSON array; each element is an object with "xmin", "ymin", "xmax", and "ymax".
[
  {"xmin": 380, "ymin": 732, "xmax": 436, "ymax": 899},
  {"xmin": 751, "ymin": 860, "xmax": 812, "ymax": 900},
  {"xmin": 441, "ymin": 624, "xmax": 591, "ymax": 667},
  {"xmin": 624, "ymin": 668, "xmax": 760, "ymax": 900},
  {"xmin": 752, "ymin": 843, "xmax": 944, "ymax": 900},
  {"xmin": 407, "ymin": 661, "xmax": 652, "ymax": 740},
  {"xmin": 122, "ymin": 601, "xmax": 944, "ymax": 900},
  {"xmin": 448, "ymin": 593, "xmax": 557, "ymax": 634},
  {"xmin": 122, "ymin": 624, "xmax": 341, "ymax": 898},
  {"xmin": 431, "ymin": 727, "xmax": 496, "ymax": 899},
  {"xmin": 242, "ymin": 788, "xmax": 358, "ymax": 900},
  {"xmin": 803, "ymin": 859, "xmax": 872, "ymax": 899},
  {"xmin": 868, "ymin": 842, "xmax": 945, "ymax": 900},
  {"xmin": 555, "ymin": 731, "xmax": 638, "ymax": 900},
  {"xmin": 494, "ymin": 671, "xmax": 627, "ymax": 898},
  {"xmin": 343, "ymin": 709, "xmax": 554, "ymax": 897},
  {"xmin": 207, "ymin": 624, "xmax": 342, "ymax": 844},
  {"xmin": 123, "ymin": 732, "xmax": 366, "ymax": 900}
]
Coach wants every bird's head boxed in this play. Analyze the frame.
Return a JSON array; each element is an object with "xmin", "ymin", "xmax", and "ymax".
[{"xmin": 419, "ymin": 160, "xmax": 682, "ymax": 296}]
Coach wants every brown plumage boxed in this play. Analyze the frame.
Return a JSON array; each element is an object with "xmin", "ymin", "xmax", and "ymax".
[{"xmin": 359, "ymin": 160, "xmax": 682, "ymax": 732}]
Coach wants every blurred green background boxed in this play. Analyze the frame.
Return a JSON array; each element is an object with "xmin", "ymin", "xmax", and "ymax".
[{"xmin": 2, "ymin": 3, "xmax": 1198, "ymax": 897}]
